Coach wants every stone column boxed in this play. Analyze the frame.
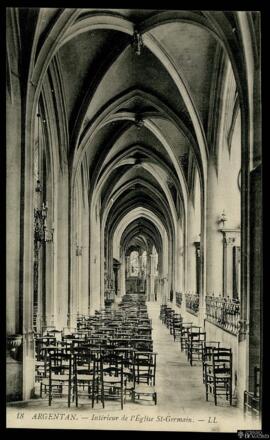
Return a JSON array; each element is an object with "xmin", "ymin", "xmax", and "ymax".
[
  {"xmin": 74, "ymin": 245, "xmax": 82, "ymax": 315},
  {"xmin": 138, "ymin": 253, "xmax": 143, "ymax": 279},
  {"xmin": 194, "ymin": 239, "xmax": 204, "ymax": 326},
  {"xmin": 113, "ymin": 260, "xmax": 121, "ymax": 297},
  {"xmin": 150, "ymin": 254, "xmax": 155, "ymax": 301},
  {"xmin": 68, "ymin": 185, "xmax": 78, "ymax": 329},
  {"xmin": 6, "ymin": 63, "xmax": 23, "ymax": 401},
  {"xmin": 156, "ymin": 276, "xmax": 161, "ymax": 303},
  {"xmin": 55, "ymin": 171, "xmax": 69, "ymax": 330},
  {"xmin": 112, "ymin": 267, "xmax": 117, "ymax": 296},
  {"xmin": 162, "ymin": 276, "xmax": 169, "ymax": 303},
  {"xmin": 119, "ymin": 254, "xmax": 126, "ymax": 297},
  {"xmin": 219, "ymin": 229, "xmax": 241, "ymax": 298},
  {"xmin": 194, "ymin": 240, "xmax": 201, "ymax": 295},
  {"xmin": 145, "ymin": 254, "xmax": 150, "ymax": 300},
  {"xmin": 126, "ymin": 256, "xmax": 130, "ymax": 277},
  {"xmin": 45, "ymin": 239, "xmax": 55, "ymax": 329},
  {"xmin": 206, "ymin": 156, "xmax": 223, "ymax": 296},
  {"xmin": 145, "ymin": 275, "xmax": 150, "ymax": 301},
  {"xmin": 89, "ymin": 203, "xmax": 101, "ymax": 315},
  {"xmin": 80, "ymin": 201, "xmax": 89, "ymax": 316},
  {"xmin": 187, "ymin": 199, "xmax": 196, "ymax": 293},
  {"xmin": 247, "ymin": 164, "xmax": 262, "ymax": 394}
]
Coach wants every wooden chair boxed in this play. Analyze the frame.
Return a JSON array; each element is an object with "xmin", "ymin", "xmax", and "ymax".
[
  {"xmin": 73, "ymin": 348, "xmax": 99, "ymax": 408},
  {"xmin": 187, "ymin": 328, "xmax": 206, "ymax": 366},
  {"xmin": 180, "ymin": 323, "xmax": 193, "ymax": 352},
  {"xmin": 172, "ymin": 314, "xmax": 182, "ymax": 342},
  {"xmin": 35, "ymin": 337, "xmax": 56, "ymax": 360},
  {"xmin": 165, "ymin": 308, "xmax": 174, "ymax": 330},
  {"xmin": 202, "ymin": 342, "xmax": 221, "ymax": 383},
  {"xmin": 132, "ymin": 352, "xmax": 157, "ymax": 405},
  {"xmin": 159, "ymin": 305, "xmax": 167, "ymax": 323},
  {"xmin": 99, "ymin": 354, "xmax": 124, "ymax": 409},
  {"xmin": 118, "ymin": 350, "xmax": 135, "ymax": 402},
  {"xmin": 38, "ymin": 346, "xmax": 59, "ymax": 390},
  {"xmin": 205, "ymin": 347, "xmax": 232, "ymax": 406},
  {"xmin": 40, "ymin": 352, "xmax": 73, "ymax": 407},
  {"xmin": 169, "ymin": 311, "xmax": 176, "ymax": 335}
]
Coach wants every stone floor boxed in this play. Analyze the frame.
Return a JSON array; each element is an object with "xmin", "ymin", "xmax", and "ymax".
[{"xmin": 6, "ymin": 302, "xmax": 261, "ymax": 431}]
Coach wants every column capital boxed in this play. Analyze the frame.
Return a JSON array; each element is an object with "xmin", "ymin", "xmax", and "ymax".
[{"xmin": 219, "ymin": 228, "xmax": 240, "ymax": 246}]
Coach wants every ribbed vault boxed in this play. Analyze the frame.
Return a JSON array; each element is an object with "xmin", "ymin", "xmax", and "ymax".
[{"xmin": 8, "ymin": 7, "xmax": 257, "ymax": 316}]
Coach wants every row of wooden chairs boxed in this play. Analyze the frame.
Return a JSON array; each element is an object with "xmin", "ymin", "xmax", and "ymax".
[
  {"xmin": 39, "ymin": 349, "xmax": 157, "ymax": 409},
  {"xmin": 35, "ymin": 296, "xmax": 157, "ymax": 408},
  {"xmin": 36, "ymin": 335, "xmax": 153, "ymax": 365},
  {"xmin": 160, "ymin": 304, "xmax": 233, "ymax": 406}
]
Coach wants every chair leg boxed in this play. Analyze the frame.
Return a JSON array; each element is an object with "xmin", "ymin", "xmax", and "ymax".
[
  {"xmin": 101, "ymin": 384, "xmax": 105, "ymax": 408},
  {"xmin": 68, "ymin": 383, "xmax": 71, "ymax": 408},
  {"xmin": 214, "ymin": 380, "xmax": 217, "ymax": 406},
  {"xmin": 91, "ymin": 395, "xmax": 94, "ymax": 408},
  {"xmin": 91, "ymin": 380, "xmax": 95, "ymax": 408},
  {"xmin": 49, "ymin": 386, "xmax": 52, "ymax": 406},
  {"xmin": 75, "ymin": 382, "xmax": 78, "ymax": 407}
]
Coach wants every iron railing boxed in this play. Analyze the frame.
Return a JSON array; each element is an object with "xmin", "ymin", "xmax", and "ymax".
[{"xmin": 205, "ymin": 295, "xmax": 240, "ymax": 335}]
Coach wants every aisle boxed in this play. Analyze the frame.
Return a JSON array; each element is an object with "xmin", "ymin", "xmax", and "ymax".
[
  {"xmin": 7, "ymin": 302, "xmax": 258, "ymax": 432},
  {"xmin": 149, "ymin": 303, "xmax": 234, "ymax": 411},
  {"xmin": 146, "ymin": 302, "xmax": 250, "ymax": 431}
]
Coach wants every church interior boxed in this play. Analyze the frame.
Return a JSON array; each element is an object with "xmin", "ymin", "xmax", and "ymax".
[{"xmin": 6, "ymin": 8, "xmax": 262, "ymax": 431}]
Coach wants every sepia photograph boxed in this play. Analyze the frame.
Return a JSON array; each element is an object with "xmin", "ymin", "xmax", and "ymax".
[{"xmin": 6, "ymin": 7, "xmax": 263, "ymax": 434}]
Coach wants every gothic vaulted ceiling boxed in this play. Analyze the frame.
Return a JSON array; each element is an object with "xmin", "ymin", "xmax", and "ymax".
[{"xmin": 27, "ymin": 8, "xmax": 245, "ymax": 254}]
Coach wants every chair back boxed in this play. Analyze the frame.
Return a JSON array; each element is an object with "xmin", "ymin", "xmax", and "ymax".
[
  {"xmin": 100, "ymin": 354, "xmax": 124, "ymax": 384},
  {"xmin": 133, "ymin": 352, "xmax": 157, "ymax": 386},
  {"xmin": 131, "ymin": 338, "xmax": 153, "ymax": 352},
  {"xmin": 48, "ymin": 352, "xmax": 73, "ymax": 378},
  {"xmin": 212, "ymin": 348, "xmax": 232, "ymax": 375},
  {"xmin": 74, "ymin": 348, "xmax": 98, "ymax": 377}
]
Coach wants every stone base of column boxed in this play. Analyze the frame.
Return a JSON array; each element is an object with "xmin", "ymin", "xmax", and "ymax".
[
  {"xmin": 22, "ymin": 332, "xmax": 35, "ymax": 400},
  {"xmin": 6, "ymin": 352, "xmax": 23, "ymax": 401},
  {"xmin": 6, "ymin": 334, "xmax": 24, "ymax": 401}
]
